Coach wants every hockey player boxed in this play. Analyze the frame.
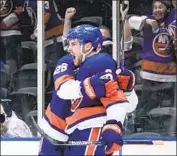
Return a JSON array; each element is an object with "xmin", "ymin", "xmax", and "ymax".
[
  {"xmin": 38, "ymin": 53, "xmax": 119, "ymax": 155},
  {"xmin": 56, "ymin": 24, "xmax": 137, "ymax": 155},
  {"xmin": 0, "ymin": 102, "xmax": 33, "ymax": 137}
]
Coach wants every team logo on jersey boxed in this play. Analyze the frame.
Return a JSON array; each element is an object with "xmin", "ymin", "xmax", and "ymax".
[
  {"xmin": 0, "ymin": 0, "xmax": 13, "ymax": 17},
  {"xmin": 71, "ymin": 98, "xmax": 82, "ymax": 112},
  {"xmin": 152, "ymin": 32, "xmax": 171, "ymax": 57}
]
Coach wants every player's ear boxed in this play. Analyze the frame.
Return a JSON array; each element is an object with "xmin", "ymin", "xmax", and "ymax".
[{"xmin": 84, "ymin": 42, "xmax": 93, "ymax": 52}]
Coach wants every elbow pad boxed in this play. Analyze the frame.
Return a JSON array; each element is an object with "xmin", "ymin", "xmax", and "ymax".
[
  {"xmin": 57, "ymin": 80, "xmax": 82, "ymax": 100},
  {"xmin": 128, "ymin": 16, "xmax": 147, "ymax": 31}
]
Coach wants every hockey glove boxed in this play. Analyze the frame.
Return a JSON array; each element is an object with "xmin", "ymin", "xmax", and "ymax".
[
  {"xmin": 101, "ymin": 120, "xmax": 123, "ymax": 155},
  {"xmin": 116, "ymin": 68, "xmax": 135, "ymax": 92},
  {"xmin": 81, "ymin": 72, "xmax": 118, "ymax": 100}
]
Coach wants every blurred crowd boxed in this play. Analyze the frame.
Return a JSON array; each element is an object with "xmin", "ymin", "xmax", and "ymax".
[{"xmin": 0, "ymin": 0, "xmax": 176, "ymax": 138}]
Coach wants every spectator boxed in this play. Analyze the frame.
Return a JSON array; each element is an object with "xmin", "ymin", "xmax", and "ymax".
[
  {"xmin": 124, "ymin": 0, "xmax": 176, "ymax": 119},
  {"xmin": 18, "ymin": 0, "xmax": 37, "ymax": 41},
  {"xmin": 44, "ymin": 0, "xmax": 66, "ymax": 69},
  {"xmin": 0, "ymin": 102, "xmax": 33, "ymax": 137},
  {"xmin": 0, "ymin": 0, "xmax": 24, "ymax": 78}
]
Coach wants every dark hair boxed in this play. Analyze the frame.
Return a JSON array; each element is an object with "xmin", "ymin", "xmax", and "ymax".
[{"xmin": 152, "ymin": 0, "xmax": 172, "ymax": 10}]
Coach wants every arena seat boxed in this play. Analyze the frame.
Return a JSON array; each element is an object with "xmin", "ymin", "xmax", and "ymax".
[
  {"xmin": 139, "ymin": 107, "xmax": 176, "ymax": 136},
  {"xmin": 21, "ymin": 41, "xmax": 37, "ymax": 65},
  {"xmin": 12, "ymin": 63, "xmax": 37, "ymax": 91},
  {"xmin": 9, "ymin": 87, "xmax": 37, "ymax": 127}
]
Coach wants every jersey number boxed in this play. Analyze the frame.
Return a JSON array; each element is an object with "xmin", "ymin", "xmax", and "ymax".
[
  {"xmin": 44, "ymin": 1, "xmax": 50, "ymax": 9},
  {"xmin": 53, "ymin": 63, "xmax": 68, "ymax": 75}
]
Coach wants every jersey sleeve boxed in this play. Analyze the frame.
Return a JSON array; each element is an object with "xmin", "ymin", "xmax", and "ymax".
[
  {"xmin": 90, "ymin": 55, "xmax": 118, "ymax": 81},
  {"xmin": 40, "ymin": 92, "xmax": 70, "ymax": 141},
  {"xmin": 95, "ymin": 56, "xmax": 131, "ymax": 124},
  {"xmin": 53, "ymin": 54, "xmax": 75, "ymax": 91},
  {"xmin": 41, "ymin": 55, "xmax": 73, "ymax": 141}
]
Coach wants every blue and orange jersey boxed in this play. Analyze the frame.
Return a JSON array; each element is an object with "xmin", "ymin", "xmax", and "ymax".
[
  {"xmin": 40, "ymin": 54, "xmax": 74, "ymax": 141},
  {"xmin": 44, "ymin": 0, "xmax": 63, "ymax": 40},
  {"xmin": 65, "ymin": 52, "xmax": 128, "ymax": 134},
  {"xmin": 41, "ymin": 91, "xmax": 70, "ymax": 141},
  {"xmin": 141, "ymin": 10, "xmax": 176, "ymax": 82},
  {"xmin": 53, "ymin": 54, "xmax": 75, "ymax": 91}
]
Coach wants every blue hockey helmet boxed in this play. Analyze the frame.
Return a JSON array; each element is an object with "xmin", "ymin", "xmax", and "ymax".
[{"xmin": 67, "ymin": 24, "xmax": 103, "ymax": 49}]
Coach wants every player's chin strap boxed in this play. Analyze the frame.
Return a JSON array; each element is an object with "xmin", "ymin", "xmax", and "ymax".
[
  {"xmin": 80, "ymin": 45, "xmax": 94, "ymax": 62},
  {"xmin": 29, "ymin": 111, "xmax": 164, "ymax": 146},
  {"xmin": 80, "ymin": 45, "xmax": 102, "ymax": 63}
]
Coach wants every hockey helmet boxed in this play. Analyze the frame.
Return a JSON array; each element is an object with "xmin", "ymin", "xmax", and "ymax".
[{"xmin": 67, "ymin": 24, "xmax": 103, "ymax": 49}]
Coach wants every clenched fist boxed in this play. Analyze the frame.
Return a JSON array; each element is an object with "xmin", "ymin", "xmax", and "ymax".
[
  {"xmin": 65, "ymin": 7, "xmax": 76, "ymax": 19},
  {"xmin": 146, "ymin": 19, "xmax": 159, "ymax": 33}
]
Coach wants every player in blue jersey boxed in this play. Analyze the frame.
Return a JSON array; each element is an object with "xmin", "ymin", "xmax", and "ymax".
[
  {"xmin": 38, "ymin": 53, "xmax": 119, "ymax": 155},
  {"xmin": 55, "ymin": 24, "xmax": 138, "ymax": 155},
  {"xmin": 38, "ymin": 23, "xmax": 138, "ymax": 156}
]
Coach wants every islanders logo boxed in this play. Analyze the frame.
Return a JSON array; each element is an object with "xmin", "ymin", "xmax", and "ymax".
[
  {"xmin": 152, "ymin": 32, "xmax": 171, "ymax": 58},
  {"xmin": 0, "ymin": 0, "xmax": 13, "ymax": 17}
]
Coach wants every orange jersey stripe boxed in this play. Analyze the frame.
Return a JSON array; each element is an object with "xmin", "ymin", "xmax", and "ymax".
[
  {"xmin": 66, "ymin": 106, "xmax": 106, "ymax": 127},
  {"xmin": 45, "ymin": 104, "xmax": 66, "ymax": 130},
  {"xmin": 83, "ymin": 78, "xmax": 96, "ymax": 100},
  {"xmin": 85, "ymin": 128, "xmax": 101, "ymax": 156},
  {"xmin": 54, "ymin": 75, "xmax": 74, "ymax": 90},
  {"xmin": 100, "ymin": 90, "xmax": 128, "ymax": 108},
  {"xmin": 142, "ymin": 59, "xmax": 176, "ymax": 74}
]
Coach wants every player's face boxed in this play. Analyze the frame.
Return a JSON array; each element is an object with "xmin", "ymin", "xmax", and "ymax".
[
  {"xmin": 153, "ymin": 1, "xmax": 168, "ymax": 21},
  {"xmin": 68, "ymin": 39, "xmax": 83, "ymax": 66}
]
